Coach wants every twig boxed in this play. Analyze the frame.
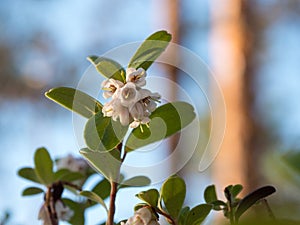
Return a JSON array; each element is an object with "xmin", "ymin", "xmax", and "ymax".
[{"xmin": 155, "ymin": 208, "xmax": 177, "ymax": 225}]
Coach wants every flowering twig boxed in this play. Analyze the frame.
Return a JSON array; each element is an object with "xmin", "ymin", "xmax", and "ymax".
[{"xmin": 106, "ymin": 142, "xmax": 123, "ymax": 225}]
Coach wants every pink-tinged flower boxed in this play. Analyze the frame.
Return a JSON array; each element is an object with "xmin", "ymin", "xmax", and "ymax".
[
  {"xmin": 102, "ymin": 98, "xmax": 130, "ymax": 126},
  {"xmin": 126, "ymin": 68, "xmax": 147, "ymax": 88},
  {"xmin": 101, "ymin": 78, "xmax": 124, "ymax": 99},
  {"xmin": 119, "ymin": 82, "xmax": 140, "ymax": 108},
  {"xmin": 122, "ymin": 207, "xmax": 160, "ymax": 225}
]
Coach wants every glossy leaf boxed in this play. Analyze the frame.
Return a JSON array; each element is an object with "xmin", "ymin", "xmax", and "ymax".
[
  {"xmin": 45, "ymin": 87, "xmax": 102, "ymax": 119},
  {"xmin": 120, "ymin": 176, "xmax": 151, "ymax": 188},
  {"xmin": 136, "ymin": 189, "xmax": 159, "ymax": 207},
  {"xmin": 34, "ymin": 148, "xmax": 54, "ymax": 185},
  {"xmin": 125, "ymin": 102, "xmax": 195, "ymax": 152},
  {"xmin": 161, "ymin": 175, "xmax": 186, "ymax": 219},
  {"xmin": 80, "ymin": 148, "xmax": 121, "ymax": 181},
  {"xmin": 185, "ymin": 204, "xmax": 212, "ymax": 225},
  {"xmin": 204, "ymin": 185, "xmax": 218, "ymax": 203},
  {"xmin": 128, "ymin": 30, "xmax": 171, "ymax": 70},
  {"xmin": 87, "ymin": 56, "xmax": 126, "ymax": 82},
  {"xmin": 22, "ymin": 187, "xmax": 44, "ymax": 196},
  {"xmin": 84, "ymin": 111, "xmax": 128, "ymax": 151},
  {"xmin": 80, "ymin": 190, "xmax": 108, "ymax": 213},
  {"xmin": 18, "ymin": 167, "xmax": 40, "ymax": 184},
  {"xmin": 235, "ymin": 186, "xmax": 276, "ymax": 221}
]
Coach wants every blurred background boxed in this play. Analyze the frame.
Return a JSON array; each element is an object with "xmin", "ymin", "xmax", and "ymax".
[{"xmin": 1, "ymin": 0, "xmax": 300, "ymax": 224}]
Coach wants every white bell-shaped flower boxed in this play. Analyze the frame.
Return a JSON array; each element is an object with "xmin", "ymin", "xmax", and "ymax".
[{"xmin": 126, "ymin": 68, "xmax": 147, "ymax": 88}]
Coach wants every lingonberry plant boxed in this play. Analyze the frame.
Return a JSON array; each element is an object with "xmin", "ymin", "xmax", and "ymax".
[{"xmin": 17, "ymin": 31, "xmax": 297, "ymax": 225}]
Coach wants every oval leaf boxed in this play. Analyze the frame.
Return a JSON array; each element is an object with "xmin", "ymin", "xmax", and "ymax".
[
  {"xmin": 34, "ymin": 147, "xmax": 54, "ymax": 185},
  {"xmin": 18, "ymin": 167, "xmax": 41, "ymax": 184},
  {"xmin": 54, "ymin": 169, "xmax": 84, "ymax": 182},
  {"xmin": 128, "ymin": 30, "xmax": 172, "ymax": 70},
  {"xmin": 185, "ymin": 204, "xmax": 212, "ymax": 225},
  {"xmin": 204, "ymin": 185, "xmax": 218, "ymax": 204},
  {"xmin": 80, "ymin": 190, "xmax": 108, "ymax": 213},
  {"xmin": 87, "ymin": 56, "xmax": 126, "ymax": 82},
  {"xmin": 231, "ymin": 184, "xmax": 243, "ymax": 198},
  {"xmin": 136, "ymin": 189, "xmax": 159, "ymax": 207},
  {"xmin": 161, "ymin": 175, "xmax": 186, "ymax": 219},
  {"xmin": 22, "ymin": 187, "xmax": 44, "ymax": 196},
  {"xmin": 80, "ymin": 148, "xmax": 121, "ymax": 181},
  {"xmin": 84, "ymin": 111, "xmax": 128, "ymax": 151},
  {"xmin": 91, "ymin": 179, "xmax": 111, "ymax": 200},
  {"xmin": 45, "ymin": 87, "xmax": 102, "ymax": 119},
  {"xmin": 235, "ymin": 186, "xmax": 276, "ymax": 221},
  {"xmin": 125, "ymin": 101, "xmax": 195, "ymax": 152},
  {"xmin": 120, "ymin": 176, "xmax": 151, "ymax": 188}
]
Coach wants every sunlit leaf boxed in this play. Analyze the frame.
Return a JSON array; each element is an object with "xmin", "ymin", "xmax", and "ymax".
[
  {"xmin": 120, "ymin": 176, "xmax": 151, "ymax": 188},
  {"xmin": 185, "ymin": 204, "xmax": 212, "ymax": 225},
  {"xmin": 161, "ymin": 175, "xmax": 186, "ymax": 219},
  {"xmin": 34, "ymin": 147, "xmax": 54, "ymax": 185},
  {"xmin": 128, "ymin": 30, "xmax": 171, "ymax": 70},
  {"xmin": 18, "ymin": 167, "xmax": 41, "ymax": 184},
  {"xmin": 80, "ymin": 190, "xmax": 108, "ymax": 213},
  {"xmin": 84, "ymin": 111, "xmax": 128, "ymax": 151},
  {"xmin": 125, "ymin": 102, "xmax": 195, "ymax": 152},
  {"xmin": 22, "ymin": 187, "xmax": 44, "ymax": 196},
  {"xmin": 87, "ymin": 56, "xmax": 126, "ymax": 82},
  {"xmin": 80, "ymin": 148, "xmax": 121, "ymax": 181},
  {"xmin": 235, "ymin": 186, "xmax": 276, "ymax": 221},
  {"xmin": 136, "ymin": 189, "xmax": 159, "ymax": 207},
  {"xmin": 45, "ymin": 87, "xmax": 102, "ymax": 119}
]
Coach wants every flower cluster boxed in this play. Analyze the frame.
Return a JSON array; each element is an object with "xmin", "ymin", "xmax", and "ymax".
[
  {"xmin": 121, "ymin": 207, "xmax": 160, "ymax": 225},
  {"xmin": 102, "ymin": 68, "xmax": 161, "ymax": 129}
]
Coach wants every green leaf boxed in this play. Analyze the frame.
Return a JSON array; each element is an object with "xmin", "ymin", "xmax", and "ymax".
[
  {"xmin": 210, "ymin": 200, "xmax": 227, "ymax": 211},
  {"xmin": 84, "ymin": 111, "xmax": 128, "ymax": 151},
  {"xmin": 18, "ymin": 167, "xmax": 41, "ymax": 184},
  {"xmin": 178, "ymin": 207, "xmax": 190, "ymax": 225},
  {"xmin": 136, "ymin": 189, "xmax": 159, "ymax": 207},
  {"xmin": 80, "ymin": 148, "xmax": 121, "ymax": 181},
  {"xmin": 45, "ymin": 87, "xmax": 102, "ymax": 119},
  {"xmin": 34, "ymin": 147, "xmax": 54, "ymax": 185},
  {"xmin": 185, "ymin": 204, "xmax": 212, "ymax": 225},
  {"xmin": 235, "ymin": 186, "xmax": 276, "ymax": 221},
  {"xmin": 80, "ymin": 190, "xmax": 108, "ymax": 213},
  {"xmin": 125, "ymin": 102, "xmax": 195, "ymax": 152},
  {"xmin": 231, "ymin": 184, "xmax": 243, "ymax": 198},
  {"xmin": 120, "ymin": 176, "xmax": 151, "ymax": 188},
  {"xmin": 128, "ymin": 30, "xmax": 172, "ymax": 70},
  {"xmin": 92, "ymin": 179, "xmax": 111, "ymax": 200},
  {"xmin": 134, "ymin": 203, "xmax": 148, "ymax": 212},
  {"xmin": 22, "ymin": 187, "xmax": 44, "ymax": 196},
  {"xmin": 54, "ymin": 169, "xmax": 84, "ymax": 182},
  {"xmin": 87, "ymin": 56, "xmax": 126, "ymax": 82},
  {"xmin": 161, "ymin": 175, "xmax": 186, "ymax": 219},
  {"xmin": 62, "ymin": 198, "xmax": 86, "ymax": 225},
  {"xmin": 204, "ymin": 185, "xmax": 218, "ymax": 204}
]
